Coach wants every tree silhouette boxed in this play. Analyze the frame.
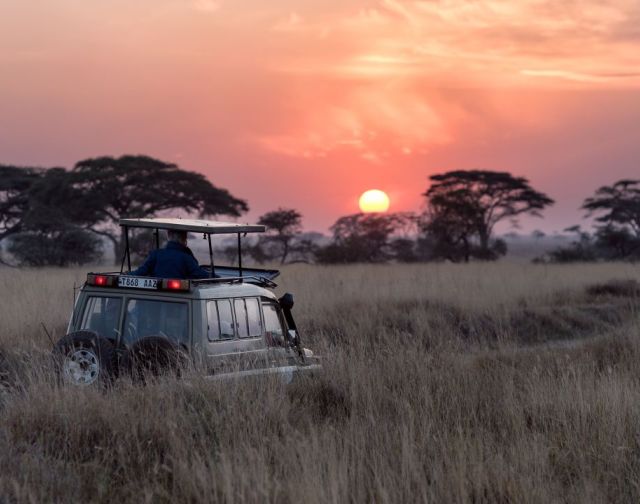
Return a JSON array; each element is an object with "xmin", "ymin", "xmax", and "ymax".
[
  {"xmin": 257, "ymin": 208, "xmax": 303, "ymax": 264},
  {"xmin": 594, "ymin": 225, "xmax": 640, "ymax": 259},
  {"xmin": 582, "ymin": 180, "xmax": 640, "ymax": 237},
  {"xmin": 0, "ymin": 165, "xmax": 42, "ymax": 243},
  {"xmin": 422, "ymin": 170, "xmax": 553, "ymax": 261},
  {"xmin": 8, "ymin": 228, "xmax": 102, "ymax": 267},
  {"xmin": 1, "ymin": 167, "xmax": 103, "ymax": 266},
  {"xmin": 543, "ymin": 225, "xmax": 597, "ymax": 263},
  {"xmin": 316, "ymin": 212, "xmax": 416, "ymax": 263},
  {"xmin": 71, "ymin": 155, "xmax": 248, "ymax": 261},
  {"xmin": 23, "ymin": 168, "xmax": 96, "ymax": 229},
  {"xmin": 421, "ymin": 190, "xmax": 479, "ymax": 262}
]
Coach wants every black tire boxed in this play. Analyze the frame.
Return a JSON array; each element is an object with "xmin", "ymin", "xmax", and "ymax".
[
  {"xmin": 53, "ymin": 331, "xmax": 117, "ymax": 386},
  {"xmin": 124, "ymin": 336, "xmax": 191, "ymax": 381}
]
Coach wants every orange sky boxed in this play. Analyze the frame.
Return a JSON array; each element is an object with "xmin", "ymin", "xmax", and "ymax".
[{"xmin": 1, "ymin": 0, "xmax": 639, "ymax": 232}]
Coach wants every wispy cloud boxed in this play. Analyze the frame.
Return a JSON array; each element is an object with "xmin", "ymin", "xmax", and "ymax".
[
  {"xmin": 272, "ymin": 12, "xmax": 303, "ymax": 32},
  {"xmin": 269, "ymin": 0, "xmax": 640, "ymax": 83},
  {"xmin": 257, "ymin": 83, "xmax": 455, "ymax": 162},
  {"xmin": 191, "ymin": 0, "xmax": 220, "ymax": 13},
  {"xmin": 258, "ymin": 0, "xmax": 640, "ymax": 160},
  {"xmin": 521, "ymin": 69, "xmax": 640, "ymax": 83}
]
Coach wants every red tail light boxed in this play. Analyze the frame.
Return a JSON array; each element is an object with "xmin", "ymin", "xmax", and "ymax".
[
  {"xmin": 162, "ymin": 279, "xmax": 190, "ymax": 291},
  {"xmin": 87, "ymin": 274, "xmax": 116, "ymax": 287}
]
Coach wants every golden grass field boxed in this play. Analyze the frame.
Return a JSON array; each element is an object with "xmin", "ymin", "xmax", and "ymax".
[{"xmin": 1, "ymin": 262, "xmax": 640, "ymax": 503}]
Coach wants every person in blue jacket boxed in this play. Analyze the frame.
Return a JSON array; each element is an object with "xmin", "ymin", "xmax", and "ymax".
[{"xmin": 130, "ymin": 229, "xmax": 211, "ymax": 279}]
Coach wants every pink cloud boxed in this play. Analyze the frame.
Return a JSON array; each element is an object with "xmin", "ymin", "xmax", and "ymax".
[
  {"xmin": 0, "ymin": 0, "xmax": 638, "ymax": 231},
  {"xmin": 255, "ymin": 0, "xmax": 640, "ymax": 161}
]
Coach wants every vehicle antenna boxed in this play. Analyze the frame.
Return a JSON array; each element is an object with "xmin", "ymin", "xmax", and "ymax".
[
  {"xmin": 71, "ymin": 282, "xmax": 79, "ymax": 327},
  {"xmin": 207, "ymin": 233, "xmax": 215, "ymax": 278},
  {"xmin": 237, "ymin": 233, "xmax": 243, "ymax": 278},
  {"xmin": 40, "ymin": 322, "xmax": 55, "ymax": 349},
  {"xmin": 124, "ymin": 226, "xmax": 131, "ymax": 272}
]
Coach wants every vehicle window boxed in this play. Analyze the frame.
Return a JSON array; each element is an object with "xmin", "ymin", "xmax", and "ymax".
[
  {"xmin": 234, "ymin": 298, "xmax": 262, "ymax": 339},
  {"xmin": 246, "ymin": 298, "xmax": 262, "ymax": 337},
  {"xmin": 207, "ymin": 299, "xmax": 235, "ymax": 341},
  {"xmin": 123, "ymin": 299, "xmax": 188, "ymax": 346},
  {"xmin": 234, "ymin": 299, "xmax": 248, "ymax": 338},
  {"xmin": 263, "ymin": 303, "xmax": 284, "ymax": 338},
  {"xmin": 80, "ymin": 297, "xmax": 122, "ymax": 339}
]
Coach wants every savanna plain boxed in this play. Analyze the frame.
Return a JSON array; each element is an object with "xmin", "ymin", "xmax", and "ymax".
[{"xmin": 1, "ymin": 263, "xmax": 640, "ymax": 503}]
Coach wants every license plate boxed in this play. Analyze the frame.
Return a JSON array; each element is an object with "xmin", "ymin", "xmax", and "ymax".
[{"xmin": 118, "ymin": 276, "xmax": 158, "ymax": 290}]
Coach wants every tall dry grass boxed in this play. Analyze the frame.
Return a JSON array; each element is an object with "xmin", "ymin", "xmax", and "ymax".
[{"xmin": 1, "ymin": 263, "xmax": 640, "ymax": 503}]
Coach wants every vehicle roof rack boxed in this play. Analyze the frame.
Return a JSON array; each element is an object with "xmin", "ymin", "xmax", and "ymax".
[
  {"xmin": 118, "ymin": 217, "xmax": 266, "ymax": 280},
  {"xmin": 192, "ymin": 276, "xmax": 278, "ymax": 289},
  {"xmin": 119, "ymin": 218, "xmax": 265, "ymax": 235}
]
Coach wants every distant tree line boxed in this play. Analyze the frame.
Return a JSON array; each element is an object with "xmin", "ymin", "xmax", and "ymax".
[
  {"xmin": 1, "ymin": 155, "xmax": 638, "ymax": 266},
  {"xmin": 537, "ymin": 180, "xmax": 640, "ymax": 263}
]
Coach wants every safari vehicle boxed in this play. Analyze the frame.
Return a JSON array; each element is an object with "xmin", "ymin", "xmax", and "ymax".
[{"xmin": 54, "ymin": 218, "xmax": 320, "ymax": 386}]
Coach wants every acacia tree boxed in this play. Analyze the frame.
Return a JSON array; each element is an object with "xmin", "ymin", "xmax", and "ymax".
[
  {"xmin": 71, "ymin": 155, "xmax": 248, "ymax": 261},
  {"xmin": 0, "ymin": 167, "xmax": 103, "ymax": 266},
  {"xmin": 581, "ymin": 180, "xmax": 640, "ymax": 259},
  {"xmin": 421, "ymin": 188, "xmax": 479, "ymax": 262},
  {"xmin": 8, "ymin": 228, "xmax": 102, "ymax": 266},
  {"xmin": 0, "ymin": 165, "xmax": 42, "ymax": 243},
  {"xmin": 582, "ymin": 180, "xmax": 640, "ymax": 237},
  {"xmin": 0, "ymin": 165, "xmax": 42, "ymax": 264},
  {"xmin": 594, "ymin": 226, "xmax": 640, "ymax": 259},
  {"xmin": 257, "ymin": 208, "xmax": 303, "ymax": 264},
  {"xmin": 422, "ymin": 170, "xmax": 554, "ymax": 261}
]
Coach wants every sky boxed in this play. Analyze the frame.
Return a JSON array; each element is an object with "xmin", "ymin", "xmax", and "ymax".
[{"xmin": 0, "ymin": 0, "xmax": 639, "ymax": 233}]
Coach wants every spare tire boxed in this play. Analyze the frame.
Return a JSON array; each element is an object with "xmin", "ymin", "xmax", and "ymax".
[
  {"xmin": 53, "ymin": 331, "xmax": 117, "ymax": 386},
  {"xmin": 125, "ymin": 336, "xmax": 191, "ymax": 380}
]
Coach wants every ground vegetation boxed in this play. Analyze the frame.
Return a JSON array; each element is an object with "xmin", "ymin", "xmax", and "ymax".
[{"xmin": 1, "ymin": 263, "xmax": 640, "ymax": 502}]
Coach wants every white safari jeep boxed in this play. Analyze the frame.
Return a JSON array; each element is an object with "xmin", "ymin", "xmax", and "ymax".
[{"xmin": 54, "ymin": 218, "xmax": 320, "ymax": 386}]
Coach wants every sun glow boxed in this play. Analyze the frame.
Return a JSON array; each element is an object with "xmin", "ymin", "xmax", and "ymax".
[{"xmin": 359, "ymin": 189, "xmax": 390, "ymax": 213}]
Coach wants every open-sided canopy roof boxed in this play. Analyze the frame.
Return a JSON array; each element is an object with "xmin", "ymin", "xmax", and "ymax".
[{"xmin": 119, "ymin": 218, "xmax": 265, "ymax": 235}]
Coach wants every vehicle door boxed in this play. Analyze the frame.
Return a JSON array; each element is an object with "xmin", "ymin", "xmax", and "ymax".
[
  {"xmin": 204, "ymin": 297, "xmax": 267, "ymax": 373},
  {"xmin": 260, "ymin": 298, "xmax": 295, "ymax": 364}
]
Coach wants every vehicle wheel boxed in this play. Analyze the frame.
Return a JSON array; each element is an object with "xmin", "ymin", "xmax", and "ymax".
[
  {"xmin": 125, "ymin": 336, "xmax": 191, "ymax": 380},
  {"xmin": 53, "ymin": 331, "xmax": 117, "ymax": 386}
]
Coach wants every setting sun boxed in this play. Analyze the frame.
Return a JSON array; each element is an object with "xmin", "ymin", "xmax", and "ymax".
[{"xmin": 359, "ymin": 189, "xmax": 390, "ymax": 213}]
